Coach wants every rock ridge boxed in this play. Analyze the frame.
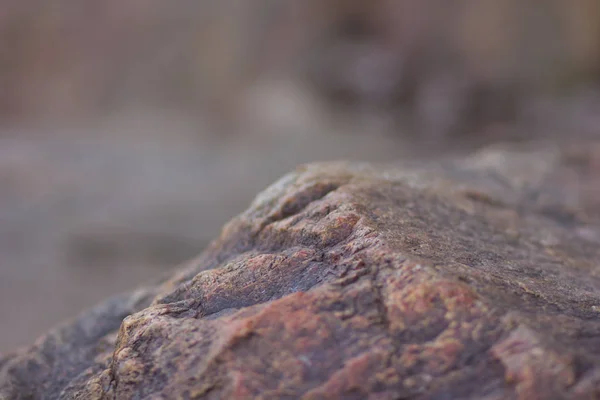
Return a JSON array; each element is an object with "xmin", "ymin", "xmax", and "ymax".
[{"xmin": 2, "ymin": 144, "xmax": 600, "ymax": 399}]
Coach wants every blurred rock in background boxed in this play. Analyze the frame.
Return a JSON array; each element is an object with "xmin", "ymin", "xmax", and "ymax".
[
  {"xmin": 2, "ymin": 0, "xmax": 600, "ymax": 135},
  {"xmin": 1, "ymin": 1, "xmax": 600, "ymax": 352}
]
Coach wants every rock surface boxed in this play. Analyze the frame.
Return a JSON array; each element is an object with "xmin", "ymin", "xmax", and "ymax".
[{"xmin": 2, "ymin": 143, "xmax": 600, "ymax": 399}]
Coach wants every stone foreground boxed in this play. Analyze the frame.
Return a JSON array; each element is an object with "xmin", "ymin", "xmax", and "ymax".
[{"xmin": 2, "ymin": 143, "xmax": 600, "ymax": 399}]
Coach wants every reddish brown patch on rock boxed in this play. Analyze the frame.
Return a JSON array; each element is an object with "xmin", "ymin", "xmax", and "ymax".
[{"xmin": 491, "ymin": 325, "xmax": 576, "ymax": 400}]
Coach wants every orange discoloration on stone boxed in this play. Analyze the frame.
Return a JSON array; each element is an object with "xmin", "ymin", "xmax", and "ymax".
[
  {"xmin": 421, "ymin": 337, "xmax": 464, "ymax": 374},
  {"xmin": 384, "ymin": 276, "xmax": 483, "ymax": 336},
  {"xmin": 303, "ymin": 350, "xmax": 388, "ymax": 399}
]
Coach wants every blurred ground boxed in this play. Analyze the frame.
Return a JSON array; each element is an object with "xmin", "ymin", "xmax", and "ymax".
[{"xmin": 1, "ymin": 1, "xmax": 600, "ymax": 352}]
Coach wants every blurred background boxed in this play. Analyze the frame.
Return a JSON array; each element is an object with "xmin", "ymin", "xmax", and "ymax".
[{"xmin": 1, "ymin": 0, "xmax": 600, "ymax": 352}]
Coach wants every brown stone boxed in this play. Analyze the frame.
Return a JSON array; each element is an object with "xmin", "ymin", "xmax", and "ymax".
[{"xmin": 2, "ymin": 143, "xmax": 600, "ymax": 399}]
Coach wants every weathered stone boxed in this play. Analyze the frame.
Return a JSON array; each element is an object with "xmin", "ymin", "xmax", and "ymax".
[{"xmin": 2, "ymin": 142, "xmax": 600, "ymax": 399}]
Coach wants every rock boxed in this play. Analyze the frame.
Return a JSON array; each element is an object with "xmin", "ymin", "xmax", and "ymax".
[{"xmin": 2, "ymin": 142, "xmax": 600, "ymax": 399}]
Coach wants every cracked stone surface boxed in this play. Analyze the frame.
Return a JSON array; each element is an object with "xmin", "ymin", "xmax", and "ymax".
[{"xmin": 2, "ymin": 142, "xmax": 600, "ymax": 399}]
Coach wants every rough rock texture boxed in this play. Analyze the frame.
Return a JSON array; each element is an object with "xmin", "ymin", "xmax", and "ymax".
[{"xmin": 2, "ymin": 143, "xmax": 600, "ymax": 399}]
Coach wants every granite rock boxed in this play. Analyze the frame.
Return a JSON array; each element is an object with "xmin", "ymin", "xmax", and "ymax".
[{"xmin": 2, "ymin": 143, "xmax": 600, "ymax": 399}]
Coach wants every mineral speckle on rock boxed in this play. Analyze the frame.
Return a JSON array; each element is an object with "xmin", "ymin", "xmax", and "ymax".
[{"xmin": 2, "ymin": 143, "xmax": 600, "ymax": 399}]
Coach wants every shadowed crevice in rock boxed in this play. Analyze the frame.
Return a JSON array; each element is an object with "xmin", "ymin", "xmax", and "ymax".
[{"xmin": 2, "ymin": 143, "xmax": 600, "ymax": 399}]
